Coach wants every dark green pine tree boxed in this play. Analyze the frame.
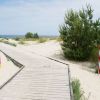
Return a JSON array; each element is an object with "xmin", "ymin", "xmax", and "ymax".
[
  {"xmin": 59, "ymin": 5, "xmax": 100, "ymax": 61},
  {"xmin": 25, "ymin": 32, "xmax": 33, "ymax": 38},
  {"xmin": 33, "ymin": 33, "xmax": 39, "ymax": 39}
]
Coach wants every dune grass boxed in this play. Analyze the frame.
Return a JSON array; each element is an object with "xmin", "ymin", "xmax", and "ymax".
[
  {"xmin": 18, "ymin": 40, "xmax": 26, "ymax": 44},
  {"xmin": 0, "ymin": 39, "xmax": 4, "ymax": 42},
  {"xmin": 37, "ymin": 38, "xmax": 48, "ymax": 43},
  {"xmin": 3, "ymin": 41, "xmax": 17, "ymax": 47},
  {"xmin": 55, "ymin": 37, "xmax": 62, "ymax": 42},
  {"xmin": 21, "ymin": 38, "xmax": 37, "ymax": 41},
  {"xmin": 72, "ymin": 79, "xmax": 85, "ymax": 100},
  {"xmin": 48, "ymin": 37, "xmax": 62, "ymax": 41}
]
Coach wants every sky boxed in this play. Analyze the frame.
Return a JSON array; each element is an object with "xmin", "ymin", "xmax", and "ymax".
[{"xmin": 0, "ymin": 0, "xmax": 100, "ymax": 36}]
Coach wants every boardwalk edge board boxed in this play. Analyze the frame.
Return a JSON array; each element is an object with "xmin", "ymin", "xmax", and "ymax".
[{"xmin": 0, "ymin": 50, "xmax": 24, "ymax": 89}]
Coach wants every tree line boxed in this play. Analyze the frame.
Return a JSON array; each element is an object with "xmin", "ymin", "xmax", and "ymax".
[{"xmin": 25, "ymin": 32, "xmax": 39, "ymax": 39}]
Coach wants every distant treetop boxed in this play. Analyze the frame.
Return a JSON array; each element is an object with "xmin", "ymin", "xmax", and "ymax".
[{"xmin": 25, "ymin": 32, "xmax": 39, "ymax": 39}]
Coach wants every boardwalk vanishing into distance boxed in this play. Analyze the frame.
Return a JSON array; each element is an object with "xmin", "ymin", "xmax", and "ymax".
[{"xmin": 0, "ymin": 43, "xmax": 71, "ymax": 100}]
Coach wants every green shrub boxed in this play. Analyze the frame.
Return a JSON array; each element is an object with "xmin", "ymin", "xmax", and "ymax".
[
  {"xmin": 72, "ymin": 79, "xmax": 84, "ymax": 100},
  {"xmin": 89, "ymin": 47, "xmax": 98, "ymax": 63},
  {"xmin": 33, "ymin": 33, "xmax": 39, "ymax": 39},
  {"xmin": 25, "ymin": 32, "xmax": 39, "ymax": 39},
  {"xmin": 59, "ymin": 5, "xmax": 100, "ymax": 61},
  {"xmin": 25, "ymin": 32, "xmax": 33, "ymax": 38},
  {"xmin": 62, "ymin": 47, "xmax": 91, "ymax": 61},
  {"xmin": 89, "ymin": 47, "xmax": 99, "ymax": 73}
]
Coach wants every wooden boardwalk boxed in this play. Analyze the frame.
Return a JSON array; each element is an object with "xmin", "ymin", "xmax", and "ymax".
[{"xmin": 0, "ymin": 43, "xmax": 71, "ymax": 100}]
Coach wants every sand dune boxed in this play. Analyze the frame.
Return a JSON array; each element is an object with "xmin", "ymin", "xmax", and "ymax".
[{"xmin": 0, "ymin": 52, "xmax": 19, "ymax": 86}]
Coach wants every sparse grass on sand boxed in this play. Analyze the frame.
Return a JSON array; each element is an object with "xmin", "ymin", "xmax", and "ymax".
[
  {"xmin": 18, "ymin": 40, "xmax": 26, "ymax": 45},
  {"xmin": 55, "ymin": 37, "xmax": 62, "ymax": 42},
  {"xmin": 3, "ymin": 41, "xmax": 17, "ymax": 47},
  {"xmin": 49, "ymin": 37, "xmax": 62, "ymax": 42},
  {"xmin": 0, "ymin": 38, "xmax": 17, "ymax": 47},
  {"xmin": 21, "ymin": 38, "xmax": 37, "ymax": 41},
  {"xmin": 0, "ymin": 38, "xmax": 4, "ymax": 42},
  {"xmin": 37, "ymin": 38, "xmax": 48, "ymax": 43},
  {"xmin": 17, "ymin": 37, "xmax": 49, "ymax": 44}
]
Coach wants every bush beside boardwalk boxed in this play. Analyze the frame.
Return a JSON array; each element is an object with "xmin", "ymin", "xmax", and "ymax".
[
  {"xmin": 59, "ymin": 5, "xmax": 100, "ymax": 100},
  {"xmin": 59, "ymin": 5, "xmax": 100, "ymax": 61}
]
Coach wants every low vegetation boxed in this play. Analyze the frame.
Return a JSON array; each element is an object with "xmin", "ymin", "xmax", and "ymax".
[
  {"xmin": 55, "ymin": 37, "xmax": 62, "ymax": 42},
  {"xmin": 89, "ymin": 47, "xmax": 99, "ymax": 73},
  {"xmin": 3, "ymin": 41, "xmax": 17, "ymax": 47},
  {"xmin": 18, "ymin": 40, "xmax": 26, "ymax": 44},
  {"xmin": 0, "ymin": 38, "xmax": 4, "ymax": 42},
  {"xmin": 37, "ymin": 38, "xmax": 48, "ymax": 43},
  {"xmin": 72, "ymin": 79, "xmax": 84, "ymax": 100},
  {"xmin": 14, "ymin": 37, "xmax": 20, "ymax": 41},
  {"xmin": 89, "ymin": 48, "xmax": 98, "ymax": 63}
]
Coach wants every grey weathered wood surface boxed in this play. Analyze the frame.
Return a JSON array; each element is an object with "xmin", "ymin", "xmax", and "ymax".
[{"xmin": 0, "ymin": 43, "xmax": 71, "ymax": 100}]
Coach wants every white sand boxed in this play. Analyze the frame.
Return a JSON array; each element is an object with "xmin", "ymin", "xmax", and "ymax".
[
  {"xmin": 17, "ymin": 40, "xmax": 100, "ymax": 100},
  {"xmin": 8, "ymin": 39, "xmax": 18, "ymax": 44},
  {"xmin": 18, "ymin": 40, "xmax": 61, "ymax": 57},
  {"xmin": 0, "ymin": 52, "xmax": 19, "ymax": 86}
]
